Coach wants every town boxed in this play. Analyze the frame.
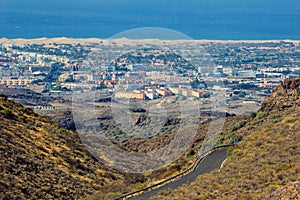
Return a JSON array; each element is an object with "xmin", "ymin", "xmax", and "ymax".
[{"xmin": 0, "ymin": 39, "xmax": 299, "ymax": 115}]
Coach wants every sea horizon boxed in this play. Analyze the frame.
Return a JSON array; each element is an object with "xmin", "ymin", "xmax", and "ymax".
[{"xmin": 1, "ymin": 0, "xmax": 299, "ymax": 40}]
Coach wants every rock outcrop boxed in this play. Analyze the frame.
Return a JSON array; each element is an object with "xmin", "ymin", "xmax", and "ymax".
[{"xmin": 260, "ymin": 77, "xmax": 300, "ymax": 112}]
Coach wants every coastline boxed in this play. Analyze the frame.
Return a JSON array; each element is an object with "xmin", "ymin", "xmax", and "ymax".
[{"xmin": 0, "ymin": 37, "xmax": 299, "ymax": 45}]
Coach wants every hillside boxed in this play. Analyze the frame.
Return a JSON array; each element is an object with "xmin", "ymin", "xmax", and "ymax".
[
  {"xmin": 0, "ymin": 95, "xmax": 145, "ymax": 200},
  {"xmin": 151, "ymin": 77, "xmax": 300, "ymax": 200},
  {"xmin": 0, "ymin": 93, "xmax": 245, "ymax": 200},
  {"xmin": 1, "ymin": 77, "xmax": 299, "ymax": 200}
]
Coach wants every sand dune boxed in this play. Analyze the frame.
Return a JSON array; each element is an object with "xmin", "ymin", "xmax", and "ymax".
[{"xmin": 0, "ymin": 37, "xmax": 299, "ymax": 45}]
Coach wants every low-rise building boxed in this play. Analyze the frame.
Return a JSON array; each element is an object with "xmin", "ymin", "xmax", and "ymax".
[
  {"xmin": 145, "ymin": 89, "xmax": 159, "ymax": 100},
  {"xmin": 115, "ymin": 90, "xmax": 146, "ymax": 100},
  {"xmin": 191, "ymin": 90, "xmax": 208, "ymax": 98},
  {"xmin": 34, "ymin": 105, "xmax": 56, "ymax": 111},
  {"xmin": 155, "ymin": 88, "xmax": 173, "ymax": 97},
  {"xmin": 0, "ymin": 79, "xmax": 32, "ymax": 86},
  {"xmin": 182, "ymin": 89, "xmax": 192, "ymax": 97},
  {"xmin": 169, "ymin": 87, "xmax": 182, "ymax": 95}
]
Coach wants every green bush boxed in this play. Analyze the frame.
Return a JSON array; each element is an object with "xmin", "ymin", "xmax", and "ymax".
[
  {"xmin": 231, "ymin": 120, "xmax": 246, "ymax": 132},
  {"xmin": 18, "ymin": 116, "xmax": 26, "ymax": 123},
  {"xmin": 230, "ymin": 134, "xmax": 242, "ymax": 144},
  {"xmin": 186, "ymin": 149, "xmax": 195, "ymax": 156},
  {"xmin": 221, "ymin": 131, "xmax": 243, "ymax": 144},
  {"xmin": 18, "ymin": 107, "xmax": 33, "ymax": 114},
  {"xmin": 1, "ymin": 108, "xmax": 14, "ymax": 119},
  {"xmin": 252, "ymin": 119, "xmax": 263, "ymax": 126},
  {"xmin": 247, "ymin": 124, "xmax": 253, "ymax": 130},
  {"xmin": 271, "ymin": 114, "xmax": 281, "ymax": 119},
  {"xmin": 56, "ymin": 128, "xmax": 66, "ymax": 134},
  {"xmin": 256, "ymin": 111, "xmax": 268, "ymax": 119},
  {"xmin": 248, "ymin": 112, "xmax": 257, "ymax": 120}
]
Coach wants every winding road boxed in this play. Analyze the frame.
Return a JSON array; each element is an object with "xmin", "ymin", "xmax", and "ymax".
[{"xmin": 130, "ymin": 148, "xmax": 228, "ymax": 200}]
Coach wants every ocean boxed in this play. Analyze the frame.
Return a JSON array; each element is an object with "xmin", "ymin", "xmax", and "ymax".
[{"xmin": 0, "ymin": 0, "xmax": 299, "ymax": 40}]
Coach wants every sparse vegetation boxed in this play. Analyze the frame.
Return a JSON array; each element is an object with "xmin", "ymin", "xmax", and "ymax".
[
  {"xmin": 152, "ymin": 108, "xmax": 300, "ymax": 200},
  {"xmin": 103, "ymin": 192, "xmax": 123, "ymax": 200},
  {"xmin": 1, "ymin": 77, "xmax": 299, "ymax": 199},
  {"xmin": 0, "ymin": 96, "xmax": 145, "ymax": 200},
  {"xmin": 248, "ymin": 112, "xmax": 257, "ymax": 120},
  {"xmin": 231, "ymin": 120, "xmax": 246, "ymax": 132},
  {"xmin": 0, "ymin": 108, "xmax": 14, "ymax": 119},
  {"xmin": 18, "ymin": 116, "xmax": 26, "ymax": 123},
  {"xmin": 151, "ymin": 77, "xmax": 300, "ymax": 200},
  {"xmin": 256, "ymin": 111, "xmax": 268, "ymax": 119}
]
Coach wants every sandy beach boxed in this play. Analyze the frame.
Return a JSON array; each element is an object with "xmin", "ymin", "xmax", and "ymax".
[{"xmin": 0, "ymin": 37, "xmax": 299, "ymax": 45}]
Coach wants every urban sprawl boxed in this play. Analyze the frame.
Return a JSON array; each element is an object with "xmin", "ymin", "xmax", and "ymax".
[{"xmin": 0, "ymin": 40, "xmax": 299, "ymax": 113}]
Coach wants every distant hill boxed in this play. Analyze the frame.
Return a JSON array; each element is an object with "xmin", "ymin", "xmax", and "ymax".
[
  {"xmin": 113, "ymin": 48, "xmax": 196, "ymax": 73},
  {"xmin": 0, "ymin": 95, "xmax": 145, "ymax": 200},
  {"xmin": 152, "ymin": 77, "xmax": 300, "ymax": 200}
]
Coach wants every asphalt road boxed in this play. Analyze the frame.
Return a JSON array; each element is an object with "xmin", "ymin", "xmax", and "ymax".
[{"xmin": 130, "ymin": 148, "xmax": 227, "ymax": 200}]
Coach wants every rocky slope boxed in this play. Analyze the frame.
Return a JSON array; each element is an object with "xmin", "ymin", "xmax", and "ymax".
[
  {"xmin": 260, "ymin": 77, "xmax": 300, "ymax": 112},
  {"xmin": 152, "ymin": 77, "xmax": 300, "ymax": 200},
  {"xmin": 262, "ymin": 181, "xmax": 300, "ymax": 200},
  {"xmin": 1, "ymin": 77, "xmax": 299, "ymax": 200},
  {"xmin": 0, "ymin": 95, "xmax": 144, "ymax": 200}
]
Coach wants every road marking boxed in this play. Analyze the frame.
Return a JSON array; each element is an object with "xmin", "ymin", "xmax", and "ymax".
[{"xmin": 220, "ymin": 159, "xmax": 227, "ymax": 169}]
